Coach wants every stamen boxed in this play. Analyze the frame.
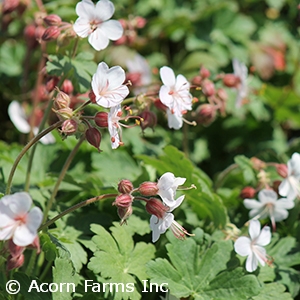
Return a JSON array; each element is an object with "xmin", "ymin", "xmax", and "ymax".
[{"xmin": 182, "ymin": 117, "xmax": 197, "ymax": 126}]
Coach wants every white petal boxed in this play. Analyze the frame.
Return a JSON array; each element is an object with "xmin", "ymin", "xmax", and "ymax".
[
  {"xmin": 276, "ymin": 198, "xmax": 295, "ymax": 210},
  {"xmin": 175, "ymin": 74, "xmax": 189, "ymax": 91},
  {"xmin": 39, "ymin": 132, "xmax": 55, "ymax": 145},
  {"xmin": 159, "ymin": 85, "xmax": 174, "ymax": 107},
  {"xmin": 245, "ymin": 252, "xmax": 258, "ymax": 272},
  {"xmin": 26, "ymin": 207, "xmax": 43, "ymax": 232},
  {"xmin": 234, "ymin": 236, "xmax": 251, "ymax": 256},
  {"xmin": 88, "ymin": 29, "xmax": 109, "ymax": 51},
  {"xmin": 99, "ymin": 20, "xmax": 123, "ymax": 41},
  {"xmin": 167, "ymin": 195, "xmax": 185, "ymax": 212},
  {"xmin": 7, "ymin": 192, "xmax": 32, "ymax": 216},
  {"xmin": 0, "ymin": 224, "xmax": 15, "ymax": 241},
  {"xmin": 289, "ymin": 153, "xmax": 300, "ymax": 177},
  {"xmin": 13, "ymin": 224, "xmax": 36, "ymax": 246},
  {"xmin": 278, "ymin": 179, "xmax": 291, "ymax": 198},
  {"xmin": 252, "ymin": 245, "xmax": 266, "ymax": 267},
  {"xmin": 73, "ymin": 18, "xmax": 91, "ymax": 38},
  {"xmin": 173, "ymin": 177, "xmax": 186, "ymax": 187},
  {"xmin": 166, "ymin": 109, "xmax": 183, "ymax": 129},
  {"xmin": 243, "ymin": 199, "xmax": 263, "ymax": 210},
  {"xmin": 106, "ymin": 66, "xmax": 126, "ymax": 90},
  {"xmin": 95, "ymin": 0, "xmax": 115, "ymax": 21},
  {"xmin": 8, "ymin": 101, "xmax": 31, "ymax": 133},
  {"xmin": 76, "ymin": 0, "xmax": 95, "ymax": 19},
  {"xmin": 272, "ymin": 208, "xmax": 288, "ymax": 222},
  {"xmin": 258, "ymin": 189, "xmax": 277, "ymax": 204},
  {"xmin": 248, "ymin": 220, "xmax": 261, "ymax": 241},
  {"xmin": 150, "ymin": 215, "xmax": 161, "ymax": 243},
  {"xmin": 255, "ymin": 226, "xmax": 271, "ymax": 246},
  {"xmin": 160, "ymin": 66, "xmax": 175, "ymax": 87}
]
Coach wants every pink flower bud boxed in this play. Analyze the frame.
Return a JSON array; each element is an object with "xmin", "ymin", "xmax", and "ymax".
[
  {"xmin": 113, "ymin": 194, "xmax": 133, "ymax": 208},
  {"xmin": 139, "ymin": 110, "xmax": 157, "ymax": 131},
  {"xmin": 145, "ymin": 198, "xmax": 168, "ymax": 219},
  {"xmin": 276, "ymin": 164, "xmax": 288, "ymax": 178},
  {"xmin": 61, "ymin": 119, "xmax": 78, "ymax": 135},
  {"xmin": 217, "ymin": 88, "xmax": 228, "ymax": 102},
  {"xmin": 24, "ymin": 23, "xmax": 38, "ymax": 49},
  {"xmin": 126, "ymin": 72, "xmax": 142, "ymax": 86},
  {"xmin": 200, "ymin": 67, "xmax": 210, "ymax": 78},
  {"xmin": 89, "ymin": 90, "xmax": 96, "ymax": 103},
  {"xmin": 61, "ymin": 79, "xmax": 74, "ymax": 95},
  {"xmin": 154, "ymin": 99, "xmax": 168, "ymax": 112},
  {"xmin": 86, "ymin": 127, "xmax": 102, "ymax": 151},
  {"xmin": 240, "ymin": 186, "xmax": 256, "ymax": 199},
  {"xmin": 251, "ymin": 157, "xmax": 266, "ymax": 170},
  {"xmin": 3, "ymin": 0, "xmax": 20, "ymax": 14},
  {"xmin": 43, "ymin": 14, "xmax": 62, "ymax": 27},
  {"xmin": 46, "ymin": 77, "xmax": 60, "ymax": 93},
  {"xmin": 54, "ymin": 107, "xmax": 73, "ymax": 120},
  {"xmin": 201, "ymin": 79, "xmax": 215, "ymax": 97},
  {"xmin": 42, "ymin": 26, "xmax": 61, "ymax": 41},
  {"xmin": 35, "ymin": 25, "xmax": 46, "ymax": 41},
  {"xmin": 134, "ymin": 16, "xmax": 147, "ymax": 28},
  {"xmin": 54, "ymin": 90, "xmax": 71, "ymax": 109},
  {"xmin": 7, "ymin": 254, "xmax": 24, "ymax": 271},
  {"xmin": 222, "ymin": 74, "xmax": 240, "ymax": 88},
  {"xmin": 27, "ymin": 236, "xmax": 41, "ymax": 253},
  {"xmin": 117, "ymin": 206, "xmax": 133, "ymax": 225},
  {"xmin": 196, "ymin": 104, "xmax": 216, "ymax": 126},
  {"xmin": 191, "ymin": 75, "xmax": 202, "ymax": 86},
  {"xmin": 94, "ymin": 112, "xmax": 108, "ymax": 128},
  {"xmin": 8, "ymin": 240, "xmax": 25, "ymax": 258},
  {"xmin": 138, "ymin": 182, "xmax": 159, "ymax": 196},
  {"xmin": 118, "ymin": 179, "xmax": 134, "ymax": 194}
]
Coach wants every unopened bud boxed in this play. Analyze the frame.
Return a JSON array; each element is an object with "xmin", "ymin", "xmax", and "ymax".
[
  {"xmin": 24, "ymin": 23, "xmax": 38, "ymax": 49},
  {"xmin": 43, "ymin": 14, "xmax": 62, "ymax": 26},
  {"xmin": 117, "ymin": 206, "xmax": 133, "ymax": 225},
  {"xmin": 240, "ymin": 186, "xmax": 256, "ymax": 199},
  {"xmin": 145, "ymin": 198, "xmax": 168, "ymax": 219},
  {"xmin": 217, "ymin": 88, "xmax": 228, "ymax": 102},
  {"xmin": 3, "ymin": 0, "xmax": 20, "ymax": 14},
  {"xmin": 61, "ymin": 79, "xmax": 74, "ymax": 95},
  {"xmin": 61, "ymin": 119, "xmax": 78, "ymax": 135},
  {"xmin": 7, "ymin": 254, "xmax": 24, "ymax": 271},
  {"xmin": 42, "ymin": 26, "xmax": 61, "ymax": 41},
  {"xmin": 251, "ymin": 157, "xmax": 266, "ymax": 170},
  {"xmin": 94, "ymin": 112, "xmax": 108, "ymax": 127},
  {"xmin": 200, "ymin": 67, "xmax": 210, "ymax": 79},
  {"xmin": 54, "ymin": 89, "xmax": 71, "ymax": 109},
  {"xmin": 46, "ymin": 77, "xmax": 60, "ymax": 93},
  {"xmin": 27, "ymin": 236, "xmax": 41, "ymax": 254},
  {"xmin": 154, "ymin": 99, "xmax": 167, "ymax": 112},
  {"xmin": 8, "ymin": 240, "xmax": 25, "ymax": 258},
  {"xmin": 118, "ymin": 179, "xmax": 134, "ymax": 194},
  {"xmin": 54, "ymin": 107, "xmax": 73, "ymax": 120},
  {"xmin": 89, "ymin": 90, "xmax": 96, "ymax": 103},
  {"xmin": 222, "ymin": 74, "xmax": 240, "ymax": 88},
  {"xmin": 191, "ymin": 75, "xmax": 202, "ymax": 86},
  {"xmin": 276, "ymin": 164, "xmax": 288, "ymax": 178},
  {"xmin": 35, "ymin": 25, "xmax": 46, "ymax": 41},
  {"xmin": 134, "ymin": 16, "xmax": 147, "ymax": 28},
  {"xmin": 113, "ymin": 194, "xmax": 133, "ymax": 208},
  {"xmin": 138, "ymin": 182, "xmax": 158, "ymax": 196},
  {"xmin": 197, "ymin": 104, "xmax": 216, "ymax": 126},
  {"xmin": 201, "ymin": 79, "xmax": 215, "ymax": 97},
  {"xmin": 139, "ymin": 110, "xmax": 157, "ymax": 131},
  {"xmin": 86, "ymin": 127, "xmax": 102, "ymax": 151}
]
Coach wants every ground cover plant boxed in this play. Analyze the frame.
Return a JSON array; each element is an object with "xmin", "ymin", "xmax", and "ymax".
[{"xmin": 1, "ymin": 0, "xmax": 300, "ymax": 299}]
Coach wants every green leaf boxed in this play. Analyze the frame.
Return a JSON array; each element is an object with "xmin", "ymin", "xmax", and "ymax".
[
  {"xmin": 234, "ymin": 155, "xmax": 256, "ymax": 184},
  {"xmin": 253, "ymin": 283, "xmax": 292, "ymax": 300},
  {"xmin": 40, "ymin": 233, "xmax": 57, "ymax": 262},
  {"xmin": 146, "ymin": 233, "xmax": 262, "ymax": 299},
  {"xmin": 88, "ymin": 224, "xmax": 155, "ymax": 300}
]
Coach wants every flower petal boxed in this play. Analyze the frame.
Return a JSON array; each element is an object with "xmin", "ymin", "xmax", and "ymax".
[
  {"xmin": 252, "ymin": 245, "xmax": 267, "ymax": 267},
  {"xmin": 106, "ymin": 66, "xmax": 126, "ymax": 90},
  {"xmin": 258, "ymin": 189, "xmax": 277, "ymax": 204},
  {"xmin": 245, "ymin": 252, "xmax": 258, "ymax": 272},
  {"xmin": 88, "ymin": 29, "xmax": 109, "ymax": 51},
  {"xmin": 13, "ymin": 224, "xmax": 36, "ymax": 246},
  {"xmin": 76, "ymin": 0, "xmax": 96, "ymax": 19},
  {"xmin": 243, "ymin": 199, "xmax": 263, "ymax": 210},
  {"xmin": 99, "ymin": 20, "xmax": 123, "ymax": 41},
  {"xmin": 160, "ymin": 66, "xmax": 175, "ymax": 87},
  {"xmin": 248, "ymin": 220, "xmax": 261, "ymax": 241},
  {"xmin": 255, "ymin": 226, "xmax": 271, "ymax": 246},
  {"xmin": 234, "ymin": 236, "xmax": 251, "ymax": 256},
  {"xmin": 26, "ymin": 207, "xmax": 43, "ymax": 232},
  {"xmin": 167, "ymin": 195, "xmax": 185, "ymax": 212},
  {"xmin": 8, "ymin": 101, "xmax": 31, "ymax": 133},
  {"xmin": 278, "ymin": 179, "xmax": 291, "ymax": 198},
  {"xmin": 166, "ymin": 109, "xmax": 183, "ymax": 129},
  {"xmin": 73, "ymin": 18, "xmax": 91, "ymax": 38},
  {"xmin": 95, "ymin": 0, "xmax": 115, "ymax": 21},
  {"xmin": 159, "ymin": 85, "xmax": 174, "ymax": 107},
  {"xmin": 6, "ymin": 192, "xmax": 32, "ymax": 216}
]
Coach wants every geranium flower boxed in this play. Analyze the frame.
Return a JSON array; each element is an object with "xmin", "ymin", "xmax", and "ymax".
[
  {"xmin": 108, "ymin": 104, "xmax": 122, "ymax": 149},
  {"xmin": 159, "ymin": 66, "xmax": 193, "ymax": 129},
  {"xmin": 157, "ymin": 172, "xmax": 186, "ymax": 206},
  {"xmin": 232, "ymin": 58, "xmax": 248, "ymax": 108},
  {"xmin": 8, "ymin": 101, "xmax": 55, "ymax": 145},
  {"xmin": 73, "ymin": 0, "xmax": 123, "ymax": 51},
  {"xmin": 234, "ymin": 220, "xmax": 271, "ymax": 272},
  {"xmin": 91, "ymin": 62, "xmax": 129, "ymax": 108},
  {"xmin": 244, "ymin": 189, "xmax": 294, "ymax": 230},
  {"xmin": 149, "ymin": 195, "xmax": 190, "ymax": 242},
  {"xmin": 278, "ymin": 152, "xmax": 300, "ymax": 201},
  {"xmin": 0, "ymin": 192, "xmax": 43, "ymax": 247}
]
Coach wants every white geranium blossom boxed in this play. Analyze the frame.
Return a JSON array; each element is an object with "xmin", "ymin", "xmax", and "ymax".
[
  {"xmin": 233, "ymin": 58, "xmax": 248, "ymax": 108},
  {"xmin": 159, "ymin": 66, "xmax": 193, "ymax": 129},
  {"xmin": 8, "ymin": 101, "xmax": 55, "ymax": 145},
  {"xmin": 157, "ymin": 172, "xmax": 186, "ymax": 206},
  {"xmin": 108, "ymin": 104, "xmax": 122, "ymax": 149},
  {"xmin": 279, "ymin": 153, "xmax": 300, "ymax": 201},
  {"xmin": 150, "ymin": 195, "xmax": 186, "ymax": 242},
  {"xmin": 73, "ymin": 0, "xmax": 123, "ymax": 51},
  {"xmin": 0, "ymin": 192, "xmax": 43, "ymax": 247},
  {"xmin": 92, "ymin": 62, "xmax": 129, "ymax": 108},
  {"xmin": 234, "ymin": 220, "xmax": 271, "ymax": 272},
  {"xmin": 244, "ymin": 189, "xmax": 294, "ymax": 229}
]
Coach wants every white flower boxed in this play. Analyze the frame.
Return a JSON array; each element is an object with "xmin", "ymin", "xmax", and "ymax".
[
  {"xmin": 8, "ymin": 101, "xmax": 55, "ymax": 145},
  {"xmin": 233, "ymin": 58, "xmax": 248, "ymax": 108},
  {"xmin": 244, "ymin": 189, "xmax": 294, "ymax": 230},
  {"xmin": 92, "ymin": 62, "xmax": 129, "ymax": 108},
  {"xmin": 234, "ymin": 220, "xmax": 271, "ymax": 272},
  {"xmin": 279, "ymin": 153, "xmax": 300, "ymax": 201},
  {"xmin": 159, "ymin": 66, "xmax": 193, "ymax": 129},
  {"xmin": 0, "ymin": 192, "xmax": 43, "ymax": 247},
  {"xmin": 126, "ymin": 53, "xmax": 152, "ymax": 95},
  {"xmin": 73, "ymin": 0, "xmax": 123, "ymax": 51},
  {"xmin": 108, "ymin": 104, "xmax": 122, "ymax": 149},
  {"xmin": 150, "ymin": 195, "xmax": 187, "ymax": 242},
  {"xmin": 157, "ymin": 172, "xmax": 186, "ymax": 206}
]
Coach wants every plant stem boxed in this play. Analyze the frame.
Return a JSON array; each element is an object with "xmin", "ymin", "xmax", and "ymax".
[
  {"xmin": 25, "ymin": 249, "xmax": 37, "ymax": 277},
  {"xmin": 39, "ymin": 193, "xmax": 117, "ymax": 231},
  {"xmin": 42, "ymin": 134, "xmax": 86, "ymax": 223},
  {"xmin": 5, "ymin": 121, "xmax": 64, "ymax": 195}
]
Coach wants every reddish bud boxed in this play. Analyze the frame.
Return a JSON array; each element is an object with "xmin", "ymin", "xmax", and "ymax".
[
  {"xmin": 43, "ymin": 14, "xmax": 62, "ymax": 26},
  {"xmin": 46, "ymin": 77, "xmax": 60, "ymax": 93},
  {"xmin": 191, "ymin": 75, "xmax": 202, "ymax": 86},
  {"xmin": 276, "ymin": 164, "xmax": 288, "ymax": 178},
  {"xmin": 89, "ymin": 90, "xmax": 97, "ymax": 103},
  {"xmin": 54, "ymin": 107, "xmax": 73, "ymax": 120},
  {"xmin": 7, "ymin": 254, "xmax": 24, "ymax": 271},
  {"xmin": 138, "ymin": 181, "xmax": 158, "ymax": 196},
  {"xmin": 217, "ymin": 88, "xmax": 228, "ymax": 102},
  {"xmin": 196, "ymin": 104, "xmax": 216, "ymax": 126},
  {"xmin": 37, "ymin": 84, "xmax": 49, "ymax": 101},
  {"xmin": 3, "ymin": 0, "xmax": 20, "ymax": 14},
  {"xmin": 42, "ymin": 26, "xmax": 61, "ymax": 41},
  {"xmin": 154, "ymin": 98, "xmax": 168, "ymax": 112},
  {"xmin": 61, "ymin": 119, "xmax": 78, "ymax": 135},
  {"xmin": 35, "ymin": 25, "xmax": 46, "ymax": 41},
  {"xmin": 240, "ymin": 186, "xmax": 256, "ymax": 199},
  {"xmin": 61, "ymin": 79, "xmax": 74, "ymax": 95},
  {"xmin": 8, "ymin": 240, "xmax": 25, "ymax": 258},
  {"xmin": 118, "ymin": 179, "xmax": 134, "ymax": 194},
  {"xmin": 126, "ymin": 72, "xmax": 142, "ymax": 86},
  {"xmin": 200, "ymin": 67, "xmax": 210, "ymax": 78},
  {"xmin": 113, "ymin": 194, "xmax": 133, "ymax": 208},
  {"xmin": 86, "ymin": 127, "xmax": 102, "ymax": 151},
  {"xmin": 54, "ymin": 89, "xmax": 71, "ymax": 109},
  {"xmin": 117, "ymin": 206, "xmax": 133, "ymax": 225},
  {"xmin": 94, "ymin": 112, "xmax": 108, "ymax": 128},
  {"xmin": 222, "ymin": 74, "xmax": 240, "ymax": 88},
  {"xmin": 139, "ymin": 110, "xmax": 157, "ymax": 131},
  {"xmin": 24, "ymin": 23, "xmax": 38, "ymax": 49},
  {"xmin": 201, "ymin": 79, "xmax": 215, "ymax": 97},
  {"xmin": 145, "ymin": 198, "xmax": 168, "ymax": 219},
  {"xmin": 134, "ymin": 16, "xmax": 147, "ymax": 28},
  {"xmin": 251, "ymin": 157, "xmax": 266, "ymax": 170},
  {"xmin": 27, "ymin": 236, "xmax": 41, "ymax": 253}
]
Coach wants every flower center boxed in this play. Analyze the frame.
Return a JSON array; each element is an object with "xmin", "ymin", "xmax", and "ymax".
[
  {"xmin": 14, "ymin": 214, "xmax": 27, "ymax": 225},
  {"xmin": 90, "ymin": 20, "xmax": 102, "ymax": 33}
]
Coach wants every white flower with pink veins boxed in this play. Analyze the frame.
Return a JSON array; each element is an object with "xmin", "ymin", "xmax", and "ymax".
[
  {"xmin": 159, "ymin": 66, "xmax": 193, "ymax": 130},
  {"xmin": 73, "ymin": 0, "xmax": 123, "ymax": 51},
  {"xmin": 0, "ymin": 192, "xmax": 43, "ymax": 247}
]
